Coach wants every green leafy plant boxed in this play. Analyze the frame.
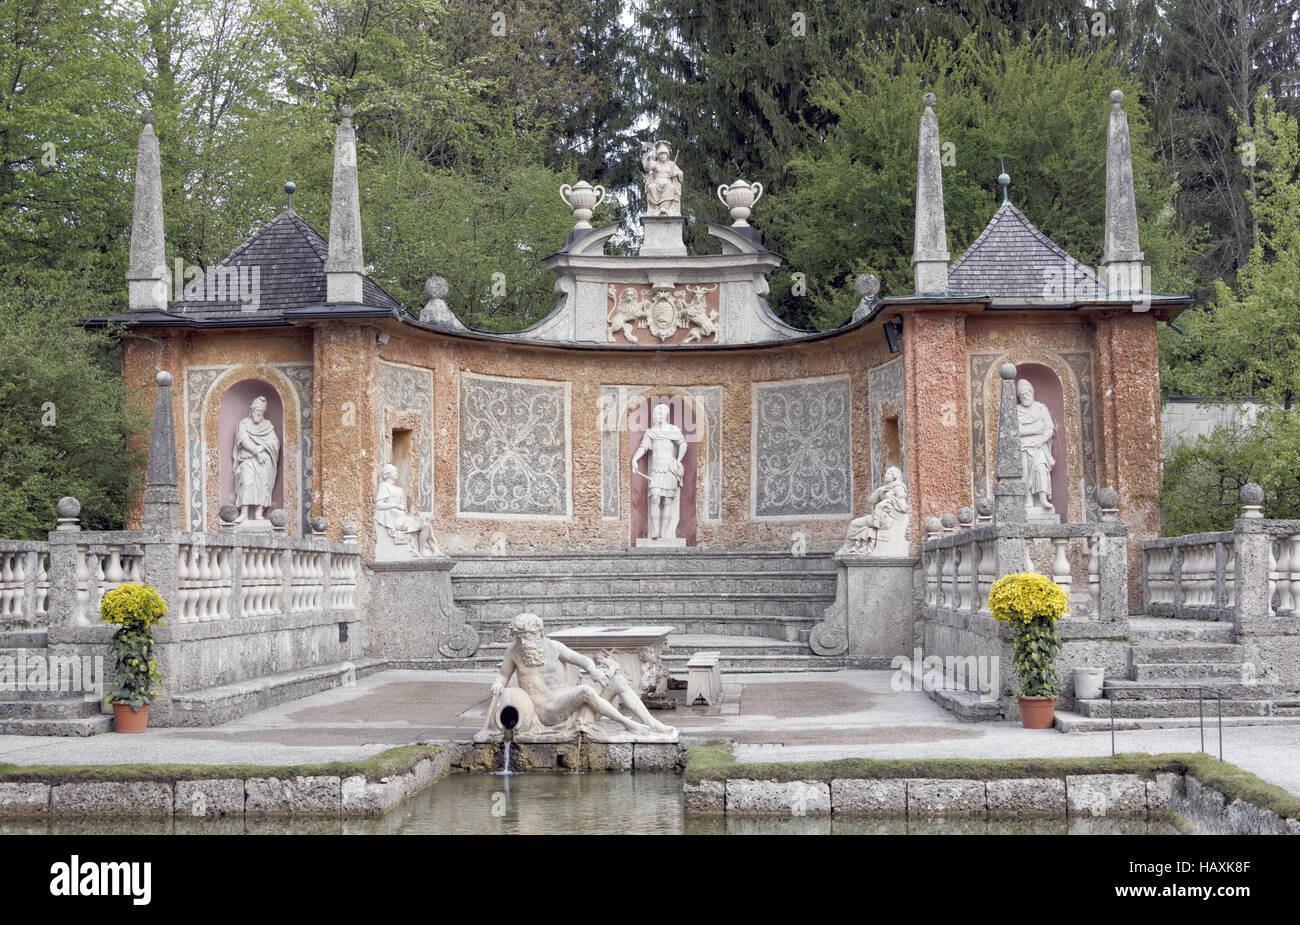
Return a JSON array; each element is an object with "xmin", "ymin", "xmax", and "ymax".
[
  {"xmin": 989, "ymin": 573, "xmax": 1066, "ymax": 698},
  {"xmin": 99, "ymin": 584, "xmax": 167, "ymax": 710}
]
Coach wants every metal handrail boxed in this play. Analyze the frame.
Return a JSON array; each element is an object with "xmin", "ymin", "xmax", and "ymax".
[{"xmin": 1100, "ymin": 683, "xmax": 1224, "ymax": 761}]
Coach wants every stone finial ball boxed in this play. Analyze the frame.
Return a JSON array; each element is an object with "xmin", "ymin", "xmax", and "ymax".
[
  {"xmin": 999, "ymin": 362, "xmax": 1017, "ymax": 380},
  {"xmin": 925, "ymin": 516, "xmax": 942, "ymax": 534},
  {"xmin": 141, "ymin": 110, "xmax": 156, "ymax": 125},
  {"xmin": 424, "ymin": 275, "xmax": 449, "ymax": 300},
  {"xmin": 1110, "ymin": 89, "xmax": 1124, "ymax": 105},
  {"xmin": 1241, "ymin": 483, "xmax": 1265, "ymax": 505},
  {"xmin": 218, "ymin": 504, "xmax": 239, "ymax": 523},
  {"xmin": 57, "ymin": 496, "xmax": 81, "ymax": 518},
  {"xmin": 155, "ymin": 370, "xmax": 172, "ymax": 387},
  {"xmin": 940, "ymin": 513, "xmax": 958, "ymax": 529},
  {"xmin": 1097, "ymin": 486, "xmax": 1120, "ymax": 508},
  {"xmin": 923, "ymin": 91, "xmax": 936, "ymax": 108},
  {"xmin": 854, "ymin": 273, "xmax": 880, "ymax": 298},
  {"xmin": 957, "ymin": 506, "xmax": 974, "ymax": 524},
  {"xmin": 975, "ymin": 498, "xmax": 993, "ymax": 517},
  {"xmin": 284, "ymin": 180, "xmax": 296, "ymax": 195},
  {"xmin": 269, "ymin": 509, "xmax": 288, "ymax": 528},
  {"xmin": 311, "ymin": 516, "xmax": 328, "ymax": 533},
  {"xmin": 339, "ymin": 104, "xmax": 353, "ymax": 120},
  {"xmin": 342, "ymin": 521, "xmax": 358, "ymax": 535}
]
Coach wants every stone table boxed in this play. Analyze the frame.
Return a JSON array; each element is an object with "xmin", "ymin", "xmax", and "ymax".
[{"xmin": 549, "ymin": 625, "xmax": 676, "ymax": 696}]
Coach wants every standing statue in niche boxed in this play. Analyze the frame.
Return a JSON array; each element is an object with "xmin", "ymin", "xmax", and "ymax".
[
  {"xmin": 641, "ymin": 141, "xmax": 683, "ymax": 216},
  {"xmin": 839, "ymin": 465, "xmax": 910, "ymax": 556},
  {"xmin": 232, "ymin": 396, "xmax": 280, "ymax": 526},
  {"xmin": 1017, "ymin": 380, "xmax": 1058, "ymax": 515},
  {"xmin": 631, "ymin": 403, "xmax": 687, "ymax": 545},
  {"xmin": 374, "ymin": 463, "xmax": 442, "ymax": 558}
]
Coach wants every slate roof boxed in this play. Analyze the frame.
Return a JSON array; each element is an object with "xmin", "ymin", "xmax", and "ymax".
[
  {"xmin": 168, "ymin": 211, "xmax": 403, "ymax": 315},
  {"xmin": 946, "ymin": 201, "xmax": 1106, "ymax": 302}
]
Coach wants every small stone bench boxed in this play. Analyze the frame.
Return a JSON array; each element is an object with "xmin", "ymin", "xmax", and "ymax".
[{"xmin": 686, "ymin": 651, "xmax": 722, "ymax": 706}]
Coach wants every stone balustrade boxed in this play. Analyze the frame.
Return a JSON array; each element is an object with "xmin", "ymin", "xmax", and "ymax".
[
  {"xmin": 923, "ymin": 519, "xmax": 1129, "ymax": 623},
  {"xmin": 0, "ymin": 541, "xmax": 51, "ymax": 621},
  {"xmin": 1141, "ymin": 531, "xmax": 1236, "ymax": 620}
]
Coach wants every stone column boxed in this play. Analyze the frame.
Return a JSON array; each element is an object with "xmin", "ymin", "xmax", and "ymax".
[{"xmin": 992, "ymin": 363, "xmax": 1027, "ymax": 523}]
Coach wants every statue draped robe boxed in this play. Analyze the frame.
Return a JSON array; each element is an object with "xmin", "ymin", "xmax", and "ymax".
[
  {"xmin": 1017, "ymin": 400, "xmax": 1056, "ymax": 499},
  {"xmin": 233, "ymin": 416, "xmax": 279, "ymax": 508}
]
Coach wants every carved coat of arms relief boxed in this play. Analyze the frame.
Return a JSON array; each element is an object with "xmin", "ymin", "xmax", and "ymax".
[{"xmin": 607, "ymin": 283, "xmax": 719, "ymax": 344}]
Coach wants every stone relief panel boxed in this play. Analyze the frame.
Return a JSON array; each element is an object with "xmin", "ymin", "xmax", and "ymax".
[
  {"xmin": 185, "ymin": 364, "xmax": 311, "ymax": 534},
  {"xmin": 379, "ymin": 361, "xmax": 434, "ymax": 514},
  {"xmin": 868, "ymin": 357, "xmax": 905, "ymax": 489},
  {"xmin": 458, "ymin": 373, "xmax": 570, "ymax": 518},
  {"xmin": 599, "ymin": 385, "xmax": 721, "ymax": 521},
  {"xmin": 606, "ymin": 283, "xmax": 720, "ymax": 345},
  {"xmin": 751, "ymin": 375, "xmax": 852, "ymax": 519}
]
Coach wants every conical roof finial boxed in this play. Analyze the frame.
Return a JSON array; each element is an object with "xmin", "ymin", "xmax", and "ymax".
[{"xmin": 998, "ymin": 161, "xmax": 1010, "ymax": 204}]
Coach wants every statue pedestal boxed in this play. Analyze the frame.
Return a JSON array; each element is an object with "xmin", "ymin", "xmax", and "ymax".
[
  {"xmin": 634, "ymin": 536, "xmax": 686, "ymax": 549},
  {"xmin": 809, "ymin": 554, "xmax": 919, "ymax": 658},
  {"xmin": 639, "ymin": 215, "xmax": 687, "ymax": 257},
  {"xmin": 233, "ymin": 518, "xmax": 271, "ymax": 533},
  {"xmin": 1026, "ymin": 508, "xmax": 1061, "ymax": 525},
  {"xmin": 367, "ymin": 557, "xmax": 479, "ymax": 659}
]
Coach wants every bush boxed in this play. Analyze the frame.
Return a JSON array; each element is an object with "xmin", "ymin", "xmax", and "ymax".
[
  {"xmin": 989, "ymin": 573, "xmax": 1066, "ymax": 698},
  {"xmin": 100, "ymin": 584, "xmax": 167, "ymax": 709}
]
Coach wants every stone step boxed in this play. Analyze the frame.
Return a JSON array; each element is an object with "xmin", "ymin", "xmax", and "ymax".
[
  {"xmin": 0, "ymin": 698, "xmax": 105, "ymax": 720},
  {"xmin": 0, "ymin": 629, "xmax": 48, "ymax": 648},
  {"xmin": 1054, "ymin": 709, "xmax": 1300, "ymax": 733},
  {"xmin": 450, "ymin": 552, "xmax": 837, "ymax": 576},
  {"xmin": 472, "ymin": 613, "xmax": 816, "ymax": 644},
  {"xmin": 1126, "ymin": 617, "xmax": 1234, "ymax": 644},
  {"xmin": 1103, "ymin": 679, "xmax": 1286, "ymax": 700},
  {"xmin": 1075, "ymin": 697, "xmax": 1273, "ymax": 719},
  {"xmin": 1130, "ymin": 642, "xmax": 1243, "ymax": 663},
  {"xmin": 168, "ymin": 658, "xmax": 388, "ymax": 727},
  {"xmin": 460, "ymin": 595, "xmax": 833, "ymax": 622},
  {"xmin": 453, "ymin": 578, "xmax": 838, "ymax": 599},
  {"xmin": 1132, "ymin": 661, "xmax": 1249, "ymax": 682},
  {"xmin": 0, "ymin": 714, "xmax": 113, "ymax": 736}
]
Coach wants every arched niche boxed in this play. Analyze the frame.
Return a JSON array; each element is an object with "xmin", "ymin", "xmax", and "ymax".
[
  {"xmin": 198, "ymin": 364, "xmax": 303, "ymax": 534},
  {"xmin": 624, "ymin": 391, "xmax": 709, "ymax": 546},
  {"xmin": 1014, "ymin": 363, "xmax": 1069, "ymax": 522},
  {"xmin": 218, "ymin": 379, "xmax": 286, "ymax": 514}
]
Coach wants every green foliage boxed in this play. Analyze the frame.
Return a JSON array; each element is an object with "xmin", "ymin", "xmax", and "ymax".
[
  {"xmin": 1011, "ymin": 615, "xmax": 1063, "ymax": 698},
  {"xmin": 101, "ymin": 583, "xmax": 167, "ymax": 709},
  {"xmin": 765, "ymin": 31, "xmax": 1195, "ymax": 328},
  {"xmin": 100, "ymin": 583, "xmax": 169, "ymax": 629},
  {"xmin": 0, "ymin": 287, "xmax": 145, "ymax": 538}
]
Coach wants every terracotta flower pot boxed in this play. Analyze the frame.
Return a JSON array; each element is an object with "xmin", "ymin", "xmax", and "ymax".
[
  {"xmin": 1018, "ymin": 696, "xmax": 1058, "ymax": 729},
  {"xmin": 112, "ymin": 702, "xmax": 151, "ymax": 733}
]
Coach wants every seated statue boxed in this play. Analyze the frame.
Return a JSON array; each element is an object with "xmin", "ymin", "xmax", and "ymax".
[
  {"xmin": 374, "ymin": 463, "xmax": 442, "ymax": 558},
  {"xmin": 474, "ymin": 613, "xmax": 677, "ymax": 743},
  {"xmin": 839, "ymin": 465, "xmax": 910, "ymax": 556}
]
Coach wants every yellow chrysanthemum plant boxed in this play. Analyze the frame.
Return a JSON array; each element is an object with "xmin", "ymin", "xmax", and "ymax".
[
  {"xmin": 988, "ymin": 573, "xmax": 1067, "ymax": 699},
  {"xmin": 100, "ymin": 583, "xmax": 168, "ymax": 711}
]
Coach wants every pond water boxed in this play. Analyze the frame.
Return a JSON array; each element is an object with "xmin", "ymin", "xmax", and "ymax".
[{"xmin": 1, "ymin": 772, "xmax": 1186, "ymax": 835}]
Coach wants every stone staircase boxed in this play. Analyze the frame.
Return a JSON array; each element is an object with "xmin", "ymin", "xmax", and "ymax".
[
  {"xmin": 1058, "ymin": 615, "xmax": 1298, "ymax": 731},
  {"xmin": 428, "ymin": 552, "xmax": 846, "ymax": 673},
  {"xmin": 0, "ymin": 621, "xmax": 112, "ymax": 736}
]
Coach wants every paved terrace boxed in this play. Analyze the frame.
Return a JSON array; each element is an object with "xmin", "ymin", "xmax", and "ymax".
[{"xmin": 2, "ymin": 669, "xmax": 1298, "ymax": 798}]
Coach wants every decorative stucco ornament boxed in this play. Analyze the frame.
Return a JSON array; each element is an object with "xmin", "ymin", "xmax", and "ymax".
[
  {"xmin": 606, "ymin": 283, "xmax": 719, "ymax": 344},
  {"xmin": 641, "ymin": 140, "xmax": 683, "ymax": 216},
  {"xmin": 559, "ymin": 180, "xmax": 606, "ymax": 229},
  {"xmin": 717, "ymin": 179, "xmax": 763, "ymax": 226}
]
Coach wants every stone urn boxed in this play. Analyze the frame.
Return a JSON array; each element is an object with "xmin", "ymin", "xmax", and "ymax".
[
  {"xmin": 559, "ymin": 180, "xmax": 607, "ymax": 229},
  {"xmin": 717, "ymin": 179, "xmax": 763, "ymax": 226}
]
